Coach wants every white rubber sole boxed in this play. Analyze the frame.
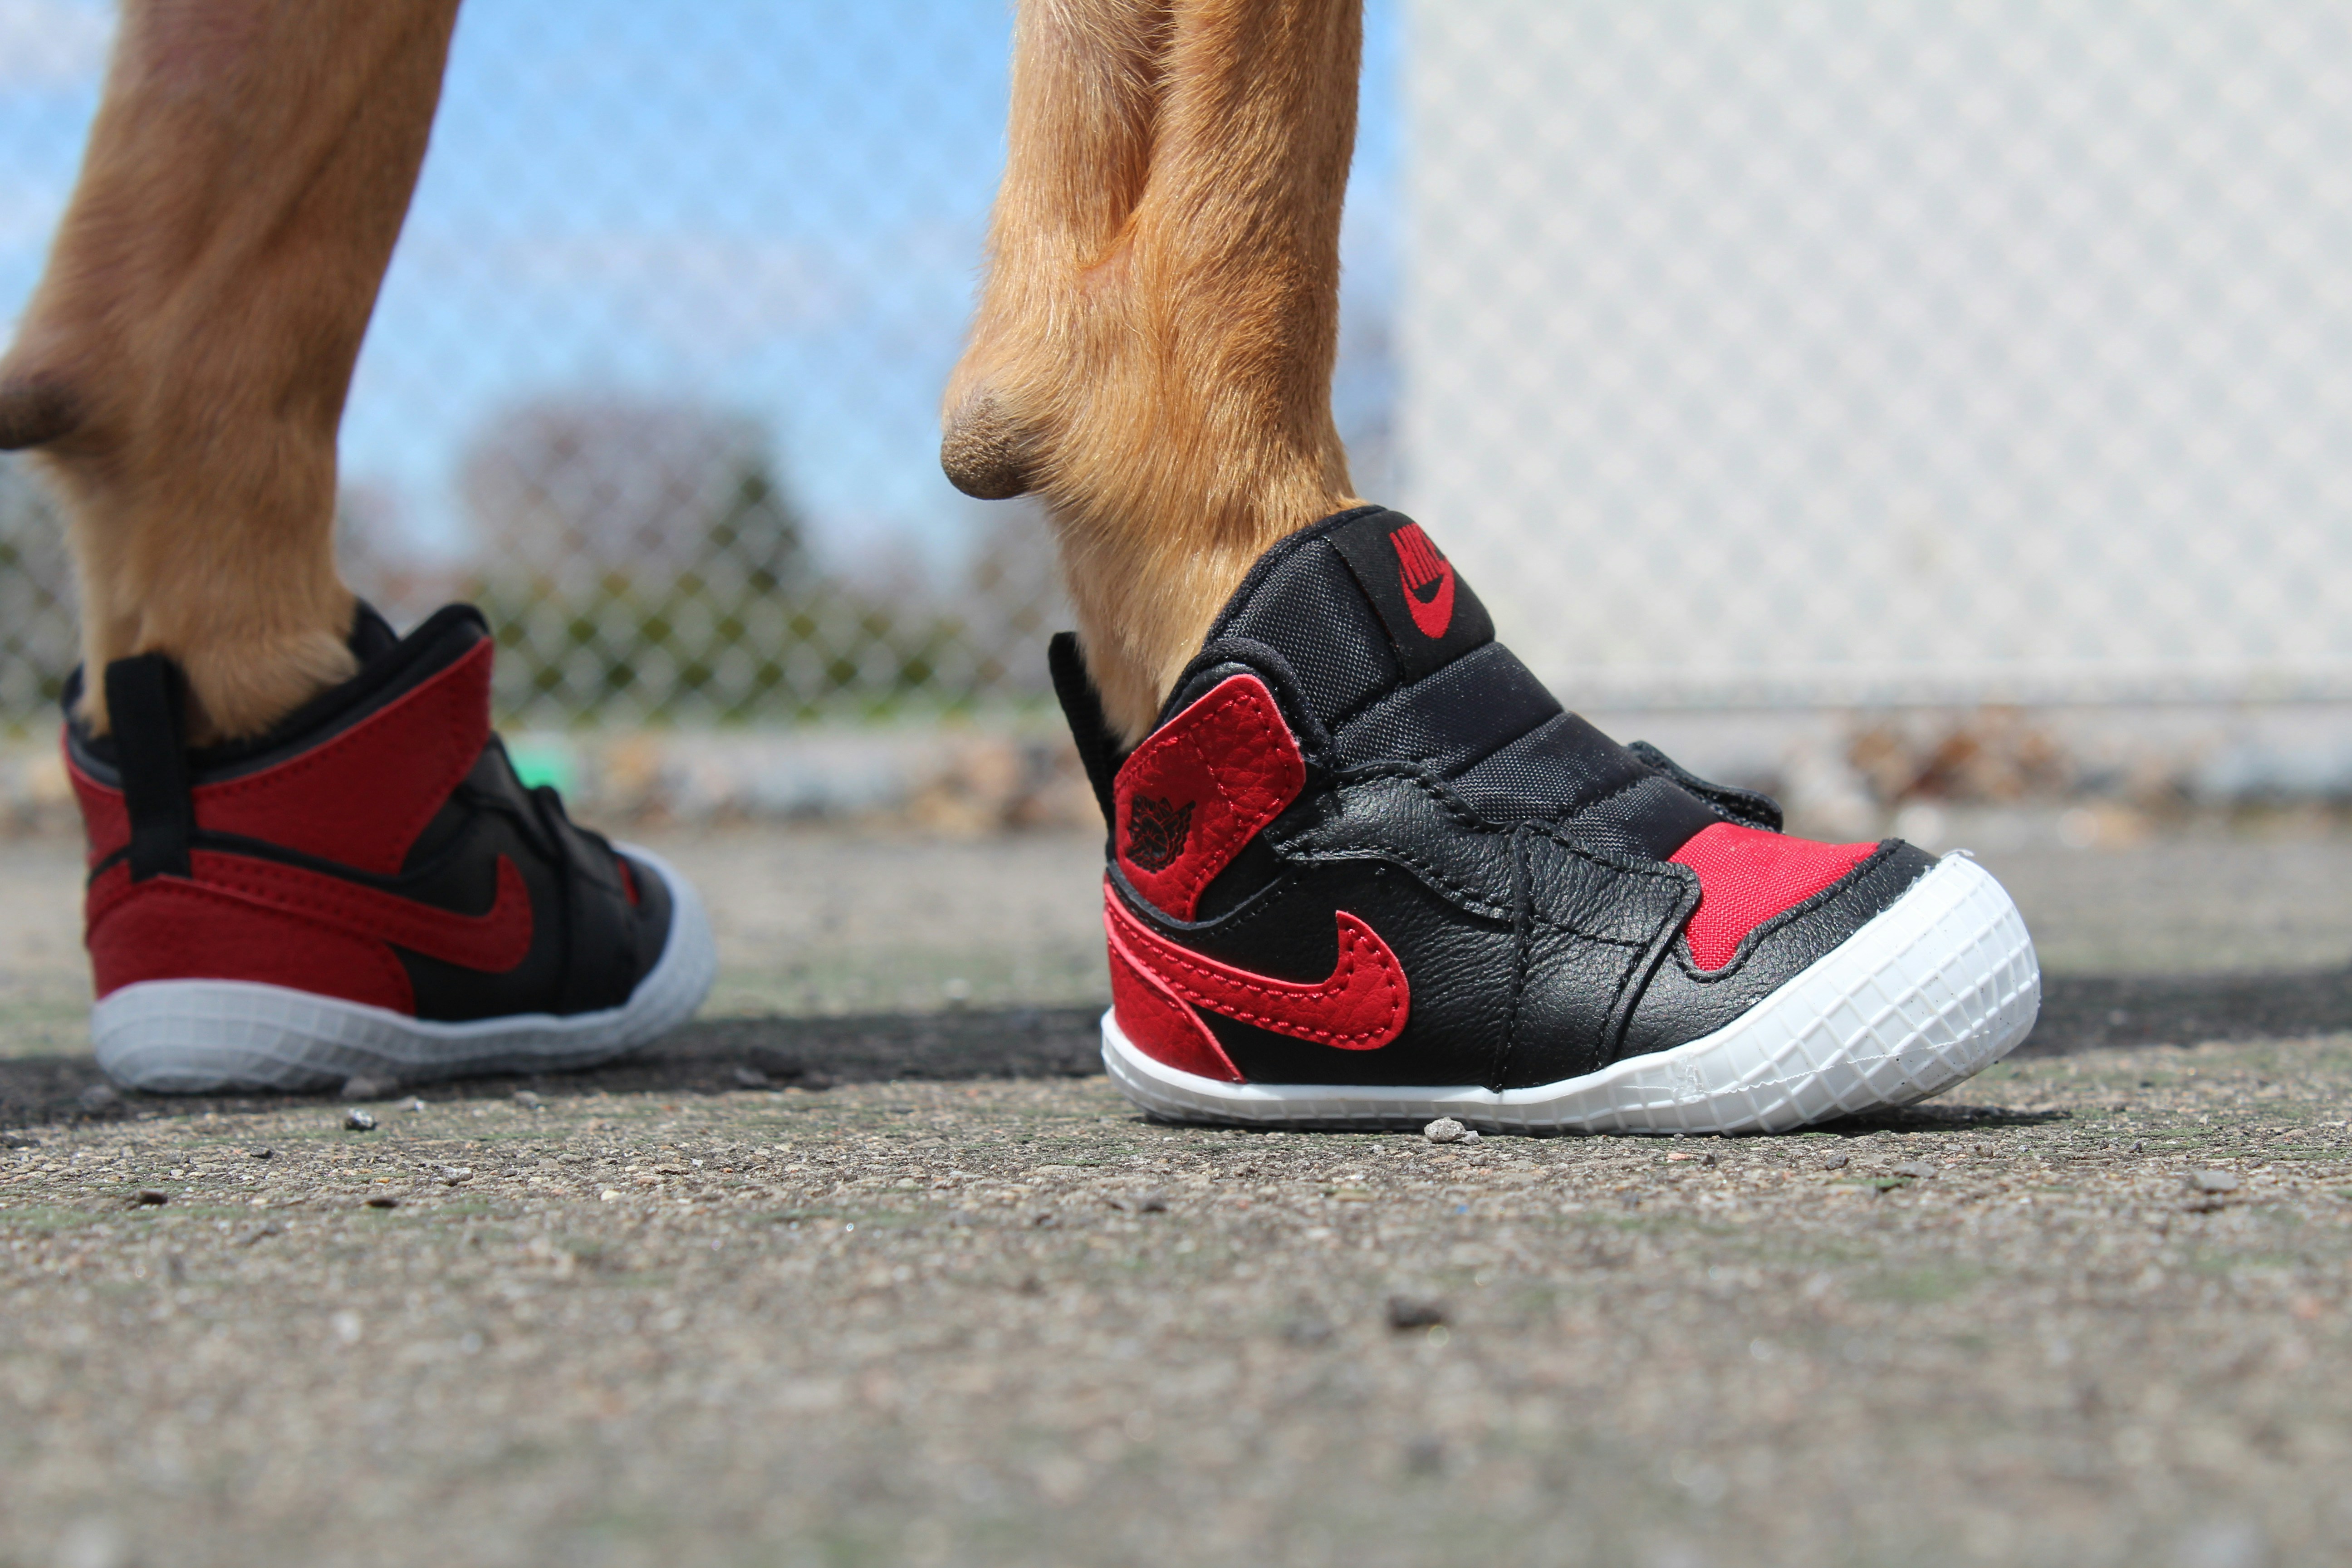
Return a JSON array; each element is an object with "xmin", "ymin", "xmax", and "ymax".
[
  {"xmin": 1102, "ymin": 852, "xmax": 2041, "ymax": 1135},
  {"xmin": 91, "ymin": 846, "xmax": 718, "ymax": 1093}
]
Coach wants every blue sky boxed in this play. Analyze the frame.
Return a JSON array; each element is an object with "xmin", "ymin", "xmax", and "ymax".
[{"xmin": 0, "ymin": 0, "xmax": 1401, "ymax": 577}]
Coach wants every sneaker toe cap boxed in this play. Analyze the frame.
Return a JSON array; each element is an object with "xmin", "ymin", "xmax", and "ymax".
[{"xmin": 1617, "ymin": 838, "xmax": 1941, "ymax": 1060}]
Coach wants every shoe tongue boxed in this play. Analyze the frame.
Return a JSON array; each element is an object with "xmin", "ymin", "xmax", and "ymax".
[
  {"xmin": 1320, "ymin": 508, "xmax": 1496, "ymax": 681},
  {"xmin": 1191, "ymin": 505, "xmax": 1495, "ymax": 727}
]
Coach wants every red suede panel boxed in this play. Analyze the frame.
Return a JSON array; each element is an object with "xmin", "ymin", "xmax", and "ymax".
[
  {"xmin": 1107, "ymin": 938, "xmax": 1244, "ymax": 1083},
  {"xmin": 189, "ymin": 638, "xmax": 494, "ymax": 874},
  {"xmin": 1112, "ymin": 674, "xmax": 1305, "ymax": 920},
  {"xmin": 66, "ymin": 752, "xmax": 129, "ymax": 868},
  {"xmin": 1669, "ymin": 822, "xmax": 1875, "ymax": 972},
  {"xmin": 85, "ymin": 863, "xmax": 414, "ymax": 1011},
  {"xmin": 1105, "ymin": 887, "xmax": 1409, "ymax": 1051}
]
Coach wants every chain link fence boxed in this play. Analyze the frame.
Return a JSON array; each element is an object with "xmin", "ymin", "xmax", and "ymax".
[
  {"xmin": 1406, "ymin": 0, "xmax": 2352, "ymax": 715},
  {"xmin": 0, "ymin": 0, "xmax": 1215, "ymax": 728},
  {"xmin": 6, "ymin": 2, "xmax": 2350, "ymax": 790},
  {"xmin": 0, "ymin": 0, "xmax": 1396, "ymax": 731}
]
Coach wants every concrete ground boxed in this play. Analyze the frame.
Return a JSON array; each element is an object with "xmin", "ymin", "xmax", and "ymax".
[{"xmin": 4, "ymin": 816, "xmax": 2351, "ymax": 1567}]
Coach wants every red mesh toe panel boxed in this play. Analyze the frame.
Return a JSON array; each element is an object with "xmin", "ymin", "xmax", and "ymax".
[{"xmin": 1668, "ymin": 822, "xmax": 1875, "ymax": 972}]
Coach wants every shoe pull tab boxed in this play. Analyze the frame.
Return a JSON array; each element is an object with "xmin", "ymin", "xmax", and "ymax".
[
  {"xmin": 103, "ymin": 654, "xmax": 195, "ymax": 882},
  {"xmin": 1048, "ymin": 632, "xmax": 1127, "ymax": 831}
]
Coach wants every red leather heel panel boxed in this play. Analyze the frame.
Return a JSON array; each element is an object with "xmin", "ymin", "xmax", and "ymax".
[
  {"xmin": 190, "ymin": 637, "xmax": 495, "ymax": 876},
  {"xmin": 85, "ymin": 866, "xmax": 414, "ymax": 1012},
  {"xmin": 1669, "ymin": 822, "xmax": 1877, "ymax": 972},
  {"xmin": 1107, "ymin": 937, "xmax": 1245, "ymax": 1084},
  {"xmin": 1112, "ymin": 674, "xmax": 1306, "ymax": 921}
]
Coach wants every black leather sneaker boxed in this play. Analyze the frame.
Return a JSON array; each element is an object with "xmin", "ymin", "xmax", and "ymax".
[
  {"xmin": 1056, "ymin": 506, "xmax": 2040, "ymax": 1133},
  {"xmin": 65, "ymin": 604, "xmax": 715, "ymax": 1092}
]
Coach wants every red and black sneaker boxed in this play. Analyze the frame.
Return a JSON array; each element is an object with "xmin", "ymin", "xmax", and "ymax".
[
  {"xmin": 65, "ymin": 604, "xmax": 715, "ymax": 1093},
  {"xmin": 1057, "ymin": 506, "xmax": 2041, "ymax": 1133}
]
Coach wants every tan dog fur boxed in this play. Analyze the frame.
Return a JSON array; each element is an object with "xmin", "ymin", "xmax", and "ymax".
[
  {"xmin": 2, "ymin": 0, "xmax": 1362, "ymax": 745},
  {"xmin": 945, "ymin": 0, "xmax": 1363, "ymax": 741},
  {"xmin": 0, "ymin": 0, "xmax": 460, "ymax": 741}
]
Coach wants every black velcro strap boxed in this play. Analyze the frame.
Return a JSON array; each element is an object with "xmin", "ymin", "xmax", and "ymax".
[
  {"xmin": 1626, "ymin": 741, "xmax": 1784, "ymax": 833},
  {"xmin": 103, "ymin": 654, "xmax": 195, "ymax": 881},
  {"xmin": 1048, "ymin": 632, "xmax": 1124, "ymax": 830}
]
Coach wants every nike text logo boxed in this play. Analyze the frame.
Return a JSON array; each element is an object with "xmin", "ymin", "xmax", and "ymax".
[
  {"xmin": 1105, "ymin": 887, "xmax": 1409, "ymax": 1050},
  {"xmin": 1391, "ymin": 521, "xmax": 1456, "ymax": 638},
  {"xmin": 93, "ymin": 850, "xmax": 537, "ymax": 974}
]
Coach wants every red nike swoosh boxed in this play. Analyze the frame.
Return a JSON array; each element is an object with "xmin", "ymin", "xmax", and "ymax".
[
  {"xmin": 1400, "ymin": 562, "xmax": 1455, "ymax": 639},
  {"xmin": 146, "ymin": 850, "xmax": 537, "ymax": 973},
  {"xmin": 1105, "ymin": 885, "xmax": 1409, "ymax": 1050}
]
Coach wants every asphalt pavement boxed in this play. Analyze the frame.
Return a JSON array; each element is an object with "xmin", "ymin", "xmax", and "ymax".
[{"xmin": 2, "ymin": 817, "xmax": 2349, "ymax": 1568}]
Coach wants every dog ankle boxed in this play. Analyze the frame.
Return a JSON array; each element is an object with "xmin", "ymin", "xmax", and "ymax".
[
  {"xmin": 81, "ymin": 615, "xmax": 359, "ymax": 745},
  {"xmin": 176, "ymin": 625, "xmax": 360, "ymax": 744}
]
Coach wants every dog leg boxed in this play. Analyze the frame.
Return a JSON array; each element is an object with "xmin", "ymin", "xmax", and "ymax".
[
  {"xmin": 0, "ymin": 0, "xmax": 461, "ymax": 740},
  {"xmin": 945, "ymin": 0, "xmax": 1364, "ymax": 741}
]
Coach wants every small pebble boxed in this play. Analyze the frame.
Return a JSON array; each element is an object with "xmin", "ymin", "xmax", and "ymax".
[
  {"xmin": 513, "ymin": 1089, "xmax": 544, "ymax": 1109},
  {"xmin": 731, "ymin": 1066, "xmax": 773, "ymax": 1090},
  {"xmin": 339, "ymin": 1076, "xmax": 392, "ymax": 1102},
  {"xmin": 2188, "ymin": 1170, "xmax": 2240, "ymax": 1194},
  {"xmin": 343, "ymin": 1108, "xmax": 377, "ymax": 1132},
  {"xmin": 407, "ymin": 1098, "xmax": 427, "ymax": 1113},
  {"xmin": 131, "ymin": 1189, "xmax": 169, "ymax": 1207},
  {"xmin": 441, "ymin": 1166, "xmax": 473, "ymax": 1186},
  {"xmin": 78, "ymin": 1083, "xmax": 122, "ymax": 1113},
  {"xmin": 365, "ymin": 1196, "xmax": 400, "ymax": 1210},
  {"xmin": 1892, "ymin": 1161, "xmax": 1937, "ymax": 1179},
  {"xmin": 1422, "ymin": 1117, "xmax": 1477, "ymax": 1144},
  {"xmin": 1387, "ymin": 1294, "xmax": 1448, "ymax": 1331},
  {"xmin": 249, "ymin": 1147, "xmax": 274, "ymax": 1160},
  {"xmin": 1822, "ymin": 1152, "xmax": 1851, "ymax": 1170}
]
